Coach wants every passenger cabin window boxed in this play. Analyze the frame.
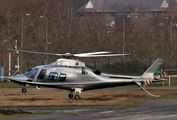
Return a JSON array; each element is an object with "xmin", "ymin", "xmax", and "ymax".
[
  {"xmin": 37, "ymin": 69, "xmax": 47, "ymax": 79},
  {"xmin": 48, "ymin": 72, "xmax": 58, "ymax": 81},
  {"xmin": 58, "ymin": 73, "xmax": 66, "ymax": 82}
]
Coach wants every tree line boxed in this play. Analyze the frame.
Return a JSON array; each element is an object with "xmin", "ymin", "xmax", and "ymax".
[{"xmin": 0, "ymin": 0, "xmax": 177, "ymax": 74}]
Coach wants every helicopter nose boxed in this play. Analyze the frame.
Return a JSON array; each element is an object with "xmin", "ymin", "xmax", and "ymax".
[{"xmin": 9, "ymin": 74, "xmax": 29, "ymax": 82}]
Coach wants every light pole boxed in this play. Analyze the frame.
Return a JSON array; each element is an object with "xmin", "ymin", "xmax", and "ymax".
[
  {"xmin": 40, "ymin": 16, "xmax": 48, "ymax": 64},
  {"xmin": 122, "ymin": 15, "xmax": 131, "ymax": 62},
  {"xmin": 123, "ymin": 19, "xmax": 125, "ymax": 62},
  {"xmin": 45, "ymin": 17, "xmax": 48, "ymax": 64},
  {"xmin": 21, "ymin": 14, "xmax": 29, "ymax": 73},
  {"xmin": 9, "ymin": 52, "xmax": 11, "ymax": 77}
]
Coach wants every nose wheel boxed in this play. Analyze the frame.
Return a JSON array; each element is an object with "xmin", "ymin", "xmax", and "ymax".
[
  {"xmin": 22, "ymin": 87, "xmax": 27, "ymax": 93},
  {"xmin": 68, "ymin": 93, "xmax": 73, "ymax": 98}
]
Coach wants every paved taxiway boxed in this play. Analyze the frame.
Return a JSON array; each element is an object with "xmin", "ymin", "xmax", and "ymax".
[{"xmin": 1, "ymin": 96, "xmax": 177, "ymax": 120}]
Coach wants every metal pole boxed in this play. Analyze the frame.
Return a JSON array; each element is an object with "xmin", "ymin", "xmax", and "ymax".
[
  {"xmin": 16, "ymin": 40, "xmax": 19, "ymax": 70},
  {"xmin": 17, "ymin": 51, "xmax": 19, "ymax": 71},
  {"xmin": 123, "ymin": 19, "xmax": 125, "ymax": 61},
  {"xmin": 45, "ymin": 17, "xmax": 48, "ymax": 64},
  {"xmin": 169, "ymin": 76, "xmax": 171, "ymax": 86},
  {"xmin": 170, "ymin": 17, "xmax": 173, "ymax": 58},
  {"xmin": 12, "ymin": 40, "xmax": 22, "ymax": 76},
  {"xmin": 21, "ymin": 16, "xmax": 23, "ymax": 72},
  {"xmin": 9, "ymin": 52, "xmax": 11, "ymax": 77}
]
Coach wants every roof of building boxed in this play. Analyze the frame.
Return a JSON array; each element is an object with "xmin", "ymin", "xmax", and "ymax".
[{"xmin": 78, "ymin": 0, "xmax": 175, "ymax": 12}]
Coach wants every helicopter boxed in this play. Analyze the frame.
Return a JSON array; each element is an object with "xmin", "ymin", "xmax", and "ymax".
[{"xmin": 9, "ymin": 49, "xmax": 166, "ymax": 100}]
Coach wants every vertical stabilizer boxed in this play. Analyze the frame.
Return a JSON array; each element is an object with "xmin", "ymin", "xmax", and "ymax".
[{"xmin": 141, "ymin": 58, "xmax": 163, "ymax": 79}]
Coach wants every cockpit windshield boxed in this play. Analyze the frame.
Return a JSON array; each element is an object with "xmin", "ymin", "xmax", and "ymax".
[{"xmin": 24, "ymin": 68, "xmax": 39, "ymax": 78}]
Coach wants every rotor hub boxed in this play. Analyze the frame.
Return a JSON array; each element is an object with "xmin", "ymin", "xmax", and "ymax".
[{"xmin": 65, "ymin": 53, "xmax": 74, "ymax": 59}]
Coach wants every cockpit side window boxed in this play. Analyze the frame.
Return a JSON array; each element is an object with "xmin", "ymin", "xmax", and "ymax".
[
  {"xmin": 37, "ymin": 69, "xmax": 47, "ymax": 79},
  {"xmin": 24, "ymin": 68, "xmax": 39, "ymax": 79},
  {"xmin": 48, "ymin": 72, "xmax": 58, "ymax": 81}
]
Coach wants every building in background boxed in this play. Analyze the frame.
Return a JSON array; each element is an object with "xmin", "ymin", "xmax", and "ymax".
[{"xmin": 77, "ymin": 0, "xmax": 176, "ymax": 28}]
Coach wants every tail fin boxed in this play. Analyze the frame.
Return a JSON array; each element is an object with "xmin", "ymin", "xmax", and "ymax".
[
  {"xmin": 135, "ymin": 58, "xmax": 164, "ymax": 97},
  {"xmin": 141, "ymin": 58, "xmax": 164, "ymax": 79}
]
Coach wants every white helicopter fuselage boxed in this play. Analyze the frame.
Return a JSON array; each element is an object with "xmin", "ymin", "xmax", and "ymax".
[{"xmin": 9, "ymin": 58, "xmax": 165, "ymax": 100}]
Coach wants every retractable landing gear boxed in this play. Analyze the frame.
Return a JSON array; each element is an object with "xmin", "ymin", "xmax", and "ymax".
[
  {"xmin": 68, "ymin": 88, "xmax": 82, "ymax": 100},
  {"xmin": 68, "ymin": 92, "xmax": 80, "ymax": 100},
  {"xmin": 22, "ymin": 87, "xmax": 27, "ymax": 93}
]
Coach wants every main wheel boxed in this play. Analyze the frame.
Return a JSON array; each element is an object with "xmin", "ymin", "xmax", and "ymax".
[
  {"xmin": 68, "ymin": 93, "xmax": 73, "ymax": 99},
  {"xmin": 22, "ymin": 87, "xmax": 27, "ymax": 93},
  {"xmin": 75, "ymin": 95, "xmax": 80, "ymax": 100}
]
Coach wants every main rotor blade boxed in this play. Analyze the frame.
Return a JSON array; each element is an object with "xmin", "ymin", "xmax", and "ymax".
[
  {"xmin": 8, "ymin": 49, "xmax": 129, "ymax": 58},
  {"xmin": 8, "ymin": 49, "xmax": 63, "ymax": 56},
  {"xmin": 76, "ymin": 54, "xmax": 129, "ymax": 57},
  {"xmin": 74, "ymin": 51, "xmax": 110, "ymax": 57}
]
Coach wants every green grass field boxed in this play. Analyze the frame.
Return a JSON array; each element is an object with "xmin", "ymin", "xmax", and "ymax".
[
  {"xmin": 0, "ymin": 77, "xmax": 177, "ymax": 107},
  {"xmin": 0, "ymin": 77, "xmax": 176, "ymax": 118}
]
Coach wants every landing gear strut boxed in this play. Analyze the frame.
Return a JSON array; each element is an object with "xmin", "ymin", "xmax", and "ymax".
[
  {"xmin": 22, "ymin": 87, "xmax": 27, "ymax": 93},
  {"xmin": 68, "ymin": 88, "xmax": 82, "ymax": 100}
]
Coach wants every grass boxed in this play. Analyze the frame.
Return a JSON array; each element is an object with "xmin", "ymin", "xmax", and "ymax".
[
  {"xmin": 0, "ymin": 111, "xmax": 50, "ymax": 118},
  {"xmin": 0, "ymin": 88, "xmax": 176, "ymax": 119},
  {"xmin": 1, "ymin": 87, "xmax": 177, "ymax": 107},
  {"xmin": 0, "ymin": 78, "xmax": 177, "ymax": 107},
  {"xmin": 0, "ymin": 80, "xmax": 35, "ymax": 88},
  {"xmin": 0, "ymin": 82, "xmax": 24, "ymax": 88},
  {"xmin": 1, "ymin": 78, "xmax": 176, "ymax": 118}
]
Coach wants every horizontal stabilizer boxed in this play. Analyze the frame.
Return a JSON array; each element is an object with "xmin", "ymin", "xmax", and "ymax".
[{"xmin": 153, "ymin": 78, "xmax": 167, "ymax": 82}]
